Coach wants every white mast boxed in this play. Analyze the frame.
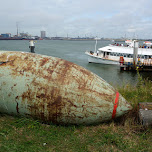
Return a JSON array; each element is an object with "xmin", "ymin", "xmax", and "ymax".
[
  {"xmin": 95, "ymin": 37, "xmax": 98, "ymax": 53},
  {"xmin": 16, "ymin": 22, "xmax": 19, "ymax": 37}
]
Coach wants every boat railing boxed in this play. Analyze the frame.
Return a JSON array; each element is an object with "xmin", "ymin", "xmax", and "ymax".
[
  {"xmin": 110, "ymin": 43, "xmax": 132, "ymax": 47},
  {"xmin": 111, "ymin": 43, "xmax": 152, "ymax": 49}
]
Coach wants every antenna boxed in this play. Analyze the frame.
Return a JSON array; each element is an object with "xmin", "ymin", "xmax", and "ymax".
[
  {"xmin": 16, "ymin": 22, "xmax": 19, "ymax": 37},
  {"xmin": 16, "ymin": 21, "xmax": 22, "ymax": 37}
]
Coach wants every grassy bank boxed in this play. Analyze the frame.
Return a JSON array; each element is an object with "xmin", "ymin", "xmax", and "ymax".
[{"xmin": 0, "ymin": 74, "xmax": 152, "ymax": 152}]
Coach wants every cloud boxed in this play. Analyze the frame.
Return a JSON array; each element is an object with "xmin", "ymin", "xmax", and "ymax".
[{"xmin": 0, "ymin": 0, "xmax": 152, "ymax": 38}]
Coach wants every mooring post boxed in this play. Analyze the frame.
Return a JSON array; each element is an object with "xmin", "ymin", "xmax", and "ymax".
[
  {"xmin": 133, "ymin": 40, "xmax": 139, "ymax": 67},
  {"xmin": 29, "ymin": 40, "xmax": 35, "ymax": 53}
]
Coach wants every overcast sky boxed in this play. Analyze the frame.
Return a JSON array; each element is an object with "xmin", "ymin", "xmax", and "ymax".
[{"xmin": 0, "ymin": 0, "xmax": 152, "ymax": 38}]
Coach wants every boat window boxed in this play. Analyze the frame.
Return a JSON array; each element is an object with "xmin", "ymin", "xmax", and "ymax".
[
  {"xmin": 127, "ymin": 54, "xmax": 130, "ymax": 57},
  {"xmin": 145, "ymin": 55, "xmax": 148, "ymax": 59},
  {"xmin": 110, "ymin": 52, "xmax": 114, "ymax": 56},
  {"xmin": 113, "ymin": 53, "xmax": 116, "ymax": 56},
  {"xmin": 129, "ymin": 54, "xmax": 133, "ymax": 58},
  {"xmin": 124, "ymin": 54, "xmax": 126, "ymax": 57},
  {"xmin": 149, "ymin": 56, "xmax": 151, "ymax": 58},
  {"xmin": 107, "ymin": 52, "xmax": 110, "ymax": 55},
  {"xmin": 141, "ymin": 55, "xmax": 144, "ymax": 59}
]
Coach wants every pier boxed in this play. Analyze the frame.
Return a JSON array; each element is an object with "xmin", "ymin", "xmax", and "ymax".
[
  {"xmin": 120, "ymin": 40, "xmax": 152, "ymax": 71},
  {"xmin": 120, "ymin": 62, "xmax": 152, "ymax": 71}
]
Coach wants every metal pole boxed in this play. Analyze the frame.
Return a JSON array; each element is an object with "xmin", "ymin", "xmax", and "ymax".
[
  {"xmin": 133, "ymin": 40, "xmax": 139, "ymax": 66},
  {"xmin": 95, "ymin": 39, "xmax": 97, "ymax": 53}
]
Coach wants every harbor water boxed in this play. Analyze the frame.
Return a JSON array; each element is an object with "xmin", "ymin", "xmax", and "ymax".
[{"xmin": 0, "ymin": 40, "xmax": 152, "ymax": 87}]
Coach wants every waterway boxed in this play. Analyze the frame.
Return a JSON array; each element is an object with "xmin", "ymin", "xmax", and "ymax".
[{"xmin": 0, "ymin": 40, "xmax": 152, "ymax": 87}]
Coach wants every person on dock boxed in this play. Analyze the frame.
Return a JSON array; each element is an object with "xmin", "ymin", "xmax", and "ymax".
[{"xmin": 29, "ymin": 40, "xmax": 35, "ymax": 53}]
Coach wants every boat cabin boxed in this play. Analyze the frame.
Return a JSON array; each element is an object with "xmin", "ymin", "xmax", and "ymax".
[{"xmin": 86, "ymin": 40, "xmax": 152, "ymax": 65}]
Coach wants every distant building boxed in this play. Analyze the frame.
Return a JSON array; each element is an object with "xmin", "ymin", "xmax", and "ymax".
[
  {"xmin": 20, "ymin": 32, "xmax": 29, "ymax": 38},
  {"xmin": 41, "ymin": 31, "xmax": 46, "ymax": 38},
  {"xmin": 1, "ymin": 33, "xmax": 11, "ymax": 38}
]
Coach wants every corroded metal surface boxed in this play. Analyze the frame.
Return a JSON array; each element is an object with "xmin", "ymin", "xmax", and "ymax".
[{"xmin": 0, "ymin": 51, "xmax": 132, "ymax": 125}]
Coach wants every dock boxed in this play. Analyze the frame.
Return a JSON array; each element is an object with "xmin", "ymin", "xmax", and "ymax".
[
  {"xmin": 120, "ymin": 40, "xmax": 152, "ymax": 71},
  {"xmin": 120, "ymin": 62, "xmax": 152, "ymax": 71}
]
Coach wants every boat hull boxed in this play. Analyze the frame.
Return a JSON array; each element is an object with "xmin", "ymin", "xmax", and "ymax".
[
  {"xmin": 88, "ymin": 55, "xmax": 119, "ymax": 65},
  {"xmin": 86, "ymin": 52, "xmax": 120, "ymax": 65},
  {"xmin": 0, "ymin": 51, "xmax": 132, "ymax": 125}
]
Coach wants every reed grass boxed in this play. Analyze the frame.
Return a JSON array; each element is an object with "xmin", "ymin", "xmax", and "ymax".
[{"xmin": 118, "ymin": 70, "xmax": 152, "ymax": 108}]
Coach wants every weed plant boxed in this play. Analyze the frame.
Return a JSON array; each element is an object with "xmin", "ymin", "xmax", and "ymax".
[{"xmin": 118, "ymin": 70, "xmax": 152, "ymax": 108}]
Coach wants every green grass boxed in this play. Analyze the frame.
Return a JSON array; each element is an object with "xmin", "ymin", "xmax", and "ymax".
[
  {"xmin": 0, "ymin": 73, "xmax": 152, "ymax": 152},
  {"xmin": 118, "ymin": 71, "xmax": 152, "ymax": 108},
  {"xmin": 0, "ymin": 115, "xmax": 151, "ymax": 152}
]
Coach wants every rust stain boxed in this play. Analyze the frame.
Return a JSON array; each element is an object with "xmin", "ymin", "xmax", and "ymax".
[
  {"xmin": 8, "ymin": 93, "xmax": 11, "ymax": 97},
  {"xmin": 24, "ymin": 56, "xmax": 29, "ymax": 60},
  {"xmin": 16, "ymin": 102, "xmax": 19, "ymax": 113},
  {"xmin": 47, "ymin": 96, "xmax": 63, "ymax": 123},
  {"xmin": 20, "ymin": 79, "xmax": 65, "ymax": 123},
  {"xmin": 79, "ymin": 67, "xmax": 93, "ymax": 77},
  {"xmin": 67, "ymin": 100, "xmax": 77, "ymax": 107},
  {"xmin": 0, "ymin": 54, "xmax": 7, "ymax": 62},
  {"xmin": 16, "ymin": 96, "xmax": 19, "ymax": 100},
  {"xmin": 39, "ymin": 57, "xmax": 49, "ymax": 66},
  {"xmin": 2, "ymin": 82, "xmax": 6, "ymax": 85},
  {"xmin": 49, "ymin": 96, "xmax": 62, "ymax": 107},
  {"xmin": 36, "ymin": 93, "xmax": 46, "ymax": 99},
  {"xmin": 15, "ymin": 96, "xmax": 19, "ymax": 113}
]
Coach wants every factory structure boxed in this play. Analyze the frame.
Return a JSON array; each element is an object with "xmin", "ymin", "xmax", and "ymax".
[{"xmin": 0, "ymin": 31, "xmax": 45, "ymax": 40}]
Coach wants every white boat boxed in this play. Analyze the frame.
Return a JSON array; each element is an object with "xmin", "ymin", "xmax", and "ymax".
[{"xmin": 85, "ymin": 40, "xmax": 152, "ymax": 65}]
